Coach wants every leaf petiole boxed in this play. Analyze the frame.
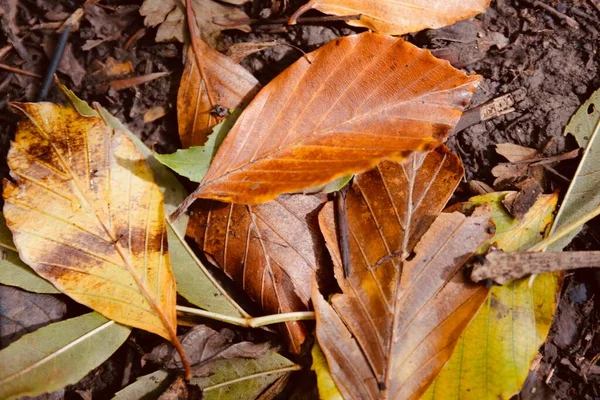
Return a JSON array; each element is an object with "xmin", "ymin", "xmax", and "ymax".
[{"xmin": 176, "ymin": 305, "xmax": 315, "ymax": 328}]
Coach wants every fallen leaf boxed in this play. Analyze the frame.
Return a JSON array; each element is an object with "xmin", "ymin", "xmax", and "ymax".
[
  {"xmin": 139, "ymin": 0, "xmax": 248, "ymax": 47},
  {"xmin": 178, "ymin": 37, "xmax": 259, "ymax": 148},
  {"xmin": 113, "ymin": 370, "xmax": 171, "ymax": 400},
  {"xmin": 187, "ymin": 193, "xmax": 328, "ymax": 353},
  {"xmin": 0, "ymin": 213, "xmax": 59, "ymax": 294},
  {"xmin": 0, "ymin": 313, "xmax": 130, "ymax": 400},
  {"xmin": 109, "ymin": 71, "xmax": 168, "ymax": 91},
  {"xmin": 182, "ymin": 32, "xmax": 479, "ymax": 207},
  {"xmin": 83, "ymin": 4, "xmax": 138, "ymax": 48},
  {"xmin": 226, "ymin": 41, "xmax": 279, "ymax": 63},
  {"xmin": 314, "ymin": 146, "xmax": 494, "ymax": 399},
  {"xmin": 502, "ymin": 178, "xmax": 543, "ymax": 220},
  {"xmin": 157, "ymin": 109, "xmax": 241, "ymax": 181},
  {"xmin": 0, "ymin": 285, "xmax": 66, "ymax": 347},
  {"xmin": 423, "ymin": 192, "xmax": 560, "ymax": 400},
  {"xmin": 144, "ymin": 106, "xmax": 169, "ymax": 123},
  {"xmin": 289, "ymin": 0, "xmax": 491, "ymax": 36},
  {"xmin": 491, "ymin": 143, "xmax": 544, "ymax": 188},
  {"xmin": 157, "ymin": 377, "xmax": 201, "ymax": 400},
  {"xmin": 43, "ymin": 39, "xmax": 85, "ymax": 87},
  {"xmin": 4, "ymin": 103, "xmax": 178, "ymax": 343},
  {"xmin": 91, "ymin": 57, "xmax": 134, "ymax": 79},
  {"xmin": 61, "ymin": 84, "xmax": 248, "ymax": 318},
  {"xmin": 546, "ymin": 88, "xmax": 600, "ymax": 250},
  {"xmin": 312, "ymin": 343, "xmax": 343, "ymax": 400}
]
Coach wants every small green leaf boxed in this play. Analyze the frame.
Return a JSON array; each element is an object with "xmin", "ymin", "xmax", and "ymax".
[
  {"xmin": 547, "ymin": 88, "xmax": 600, "ymax": 250},
  {"xmin": 0, "ymin": 313, "xmax": 130, "ymax": 400},
  {"xmin": 60, "ymin": 85, "xmax": 248, "ymax": 318},
  {"xmin": 154, "ymin": 109, "xmax": 242, "ymax": 183},
  {"xmin": 112, "ymin": 370, "xmax": 170, "ymax": 400},
  {"xmin": 322, "ymin": 175, "xmax": 353, "ymax": 194},
  {"xmin": 192, "ymin": 351, "xmax": 300, "ymax": 400},
  {"xmin": 0, "ymin": 213, "xmax": 59, "ymax": 294}
]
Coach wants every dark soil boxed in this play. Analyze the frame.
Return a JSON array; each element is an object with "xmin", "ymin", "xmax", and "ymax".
[{"xmin": 2, "ymin": 0, "xmax": 600, "ymax": 398}]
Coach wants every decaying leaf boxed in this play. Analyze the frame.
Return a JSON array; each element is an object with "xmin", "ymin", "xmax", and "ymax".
[
  {"xmin": 145, "ymin": 325, "xmax": 269, "ymax": 377},
  {"xmin": 178, "ymin": 37, "xmax": 259, "ymax": 148},
  {"xmin": 226, "ymin": 41, "xmax": 279, "ymax": 64},
  {"xmin": 157, "ymin": 109, "xmax": 241, "ymax": 180},
  {"xmin": 289, "ymin": 0, "xmax": 491, "ymax": 36},
  {"xmin": 113, "ymin": 370, "xmax": 171, "ymax": 400},
  {"xmin": 187, "ymin": 194, "xmax": 328, "ymax": 353},
  {"xmin": 61, "ymin": 84, "xmax": 248, "ymax": 318},
  {"xmin": 3, "ymin": 103, "xmax": 178, "ymax": 343},
  {"xmin": 0, "ymin": 313, "xmax": 130, "ymax": 400},
  {"xmin": 424, "ymin": 192, "xmax": 560, "ymax": 400},
  {"xmin": 491, "ymin": 143, "xmax": 544, "ymax": 188},
  {"xmin": 546, "ymin": 88, "xmax": 600, "ymax": 250},
  {"xmin": 314, "ymin": 146, "xmax": 494, "ymax": 399},
  {"xmin": 139, "ymin": 0, "xmax": 248, "ymax": 47},
  {"xmin": 181, "ymin": 32, "xmax": 480, "ymax": 208}
]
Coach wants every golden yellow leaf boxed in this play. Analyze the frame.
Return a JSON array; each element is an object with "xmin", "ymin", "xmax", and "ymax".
[
  {"xmin": 423, "ymin": 192, "xmax": 560, "ymax": 400},
  {"xmin": 3, "ymin": 103, "xmax": 179, "ymax": 345},
  {"xmin": 178, "ymin": 33, "xmax": 479, "ymax": 208},
  {"xmin": 289, "ymin": 0, "xmax": 491, "ymax": 36}
]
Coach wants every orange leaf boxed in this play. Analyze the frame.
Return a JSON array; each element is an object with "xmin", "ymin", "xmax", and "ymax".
[
  {"xmin": 2, "ymin": 103, "xmax": 190, "ymax": 377},
  {"xmin": 314, "ymin": 146, "xmax": 494, "ymax": 399},
  {"xmin": 186, "ymin": 194, "xmax": 328, "ymax": 353},
  {"xmin": 290, "ymin": 0, "xmax": 491, "ymax": 36},
  {"xmin": 178, "ymin": 37, "xmax": 260, "ymax": 148},
  {"xmin": 182, "ymin": 33, "xmax": 479, "ymax": 207}
]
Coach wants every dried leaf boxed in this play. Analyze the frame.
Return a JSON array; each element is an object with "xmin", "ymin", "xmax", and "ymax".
[
  {"xmin": 178, "ymin": 39, "xmax": 259, "ymax": 148},
  {"xmin": 312, "ymin": 343, "xmax": 343, "ymax": 400},
  {"xmin": 145, "ymin": 325, "xmax": 269, "ymax": 376},
  {"xmin": 0, "ymin": 213, "xmax": 59, "ymax": 294},
  {"xmin": 140, "ymin": 0, "xmax": 248, "ymax": 47},
  {"xmin": 423, "ymin": 192, "xmax": 560, "ymax": 400},
  {"xmin": 187, "ymin": 194, "xmax": 328, "ymax": 353},
  {"xmin": 289, "ymin": 0, "xmax": 491, "ymax": 36},
  {"xmin": 157, "ymin": 109, "xmax": 241, "ymax": 181},
  {"xmin": 0, "ymin": 313, "xmax": 130, "ymax": 400},
  {"xmin": 226, "ymin": 41, "xmax": 279, "ymax": 64},
  {"xmin": 491, "ymin": 143, "xmax": 544, "ymax": 188},
  {"xmin": 547, "ymin": 88, "xmax": 600, "ymax": 250},
  {"xmin": 0, "ymin": 285, "xmax": 66, "ymax": 347},
  {"xmin": 4, "ymin": 103, "xmax": 177, "ymax": 342},
  {"xmin": 314, "ymin": 146, "xmax": 494, "ymax": 399},
  {"xmin": 144, "ymin": 106, "xmax": 169, "ymax": 123},
  {"xmin": 113, "ymin": 370, "xmax": 170, "ymax": 400},
  {"xmin": 61, "ymin": 84, "xmax": 248, "ymax": 318},
  {"xmin": 184, "ymin": 33, "xmax": 479, "ymax": 206}
]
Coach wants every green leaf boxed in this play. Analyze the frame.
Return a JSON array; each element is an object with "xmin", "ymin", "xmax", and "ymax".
[
  {"xmin": 192, "ymin": 351, "xmax": 300, "ymax": 400},
  {"xmin": 154, "ymin": 109, "xmax": 242, "ymax": 183},
  {"xmin": 0, "ymin": 213, "xmax": 59, "ymax": 294},
  {"xmin": 112, "ymin": 370, "xmax": 170, "ymax": 400},
  {"xmin": 322, "ymin": 175, "xmax": 353, "ymax": 194},
  {"xmin": 0, "ymin": 313, "xmax": 130, "ymax": 400},
  {"xmin": 423, "ymin": 193, "xmax": 560, "ymax": 400},
  {"xmin": 312, "ymin": 342, "xmax": 342, "ymax": 400},
  {"xmin": 547, "ymin": 88, "xmax": 600, "ymax": 250},
  {"xmin": 60, "ymin": 84, "xmax": 247, "ymax": 318}
]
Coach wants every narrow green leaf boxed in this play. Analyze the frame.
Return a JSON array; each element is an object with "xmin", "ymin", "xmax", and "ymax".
[
  {"xmin": 322, "ymin": 175, "xmax": 353, "ymax": 194},
  {"xmin": 60, "ymin": 84, "xmax": 247, "ymax": 318},
  {"xmin": 192, "ymin": 351, "xmax": 300, "ymax": 400},
  {"xmin": 112, "ymin": 370, "xmax": 170, "ymax": 400},
  {"xmin": 154, "ymin": 109, "xmax": 242, "ymax": 183},
  {"xmin": 0, "ymin": 213, "xmax": 59, "ymax": 294},
  {"xmin": 548, "ymin": 88, "xmax": 600, "ymax": 250},
  {"xmin": 0, "ymin": 313, "xmax": 130, "ymax": 400}
]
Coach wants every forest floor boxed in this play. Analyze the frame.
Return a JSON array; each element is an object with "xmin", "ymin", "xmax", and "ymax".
[{"xmin": 1, "ymin": 0, "xmax": 600, "ymax": 398}]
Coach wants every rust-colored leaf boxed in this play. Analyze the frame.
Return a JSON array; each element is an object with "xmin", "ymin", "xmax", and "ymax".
[
  {"xmin": 2, "ymin": 103, "xmax": 185, "ymax": 365},
  {"xmin": 314, "ymin": 146, "xmax": 494, "ymax": 399},
  {"xmin": 187, "ymin": 194, "xmax": 328, "ymax": 353},
  {"xmin": 182, "ymin": 32, "xmax": 479, "ymax": 207},
  {"xmin": 289, "ymin": 0, "xmax": 491, "ymax": 36},
  {"xmin": 178, "ymin": 33, "xmax": 260, "ymax": 148}
]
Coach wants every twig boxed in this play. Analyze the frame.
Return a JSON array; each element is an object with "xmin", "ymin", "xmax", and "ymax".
[
  {"xmin": 176, "ymin": 305, "xmax": 315, "ymax": 327},
  {"xmin": 588, "ymin": 0, "xmax": 600, "ymax": 14},
  {"xmin": 335, "ymin": 189, "xmax": 352, "ymax": 278},
  {"xmin": 109, "ymin": 72, "xmax": 168, "ymax": 91},
  {"xmin": 0, "ymin": 62, "xmax": 41, "ymax": 79},
  {"xmin": 213, "ymin": 13, "xmax": 362, "ymax": 27},
  {"xmin": 124, "ymin": 28, "xmax": 146, "ymax": 50},
  {"xmin": 533, "ymin": 0, "xmax": 580, "ymax": 29},
  {"xmin": 37, "ymin": 25, "xmax": 71, "ymax": 101}
]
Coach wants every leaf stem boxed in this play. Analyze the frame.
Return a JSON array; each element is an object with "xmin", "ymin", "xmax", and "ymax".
[
  {"xmin": 202, "ymin": 365, "xmax": 302, "ymax": 392},
  {"xmin": 528, "ymin": 202, "xmax": 600, "ymax": 252},
  {"xmin": 176, "ymin": 305, "xmax": 315, "ymax": 328}
]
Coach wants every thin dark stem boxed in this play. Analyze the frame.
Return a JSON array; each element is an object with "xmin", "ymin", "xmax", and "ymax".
[{"xmin": 37, "ymin": 25, "xmax": 71, "ymax": 101}]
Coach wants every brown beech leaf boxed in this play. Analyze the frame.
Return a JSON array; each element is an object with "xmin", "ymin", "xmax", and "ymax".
[
  {"xmin": 3, "ymin": 103, "xmax": 179, "ymax": 344},
  {"xmin": 179, "ymin": 32, "xmax": 479, "ymax": 208},
  {"xmin": 178, "ymin": 37, "xmax": 260, "ymax": 148},
  {"xmin": 187, "ymin": 194, "xmax": 328, "ymax": 353},
  {"xmin": 314, "ymin": 146, "xmax": 494, "ymax": 400},
  {"xmin": 289, "ymin": 0, "xmax": 491, "ymax": 36}
]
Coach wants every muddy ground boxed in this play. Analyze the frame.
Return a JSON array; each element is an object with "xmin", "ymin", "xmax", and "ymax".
[{"xmin": 1, "ymin": 0, "xmax": 600, "ymax": 398}]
